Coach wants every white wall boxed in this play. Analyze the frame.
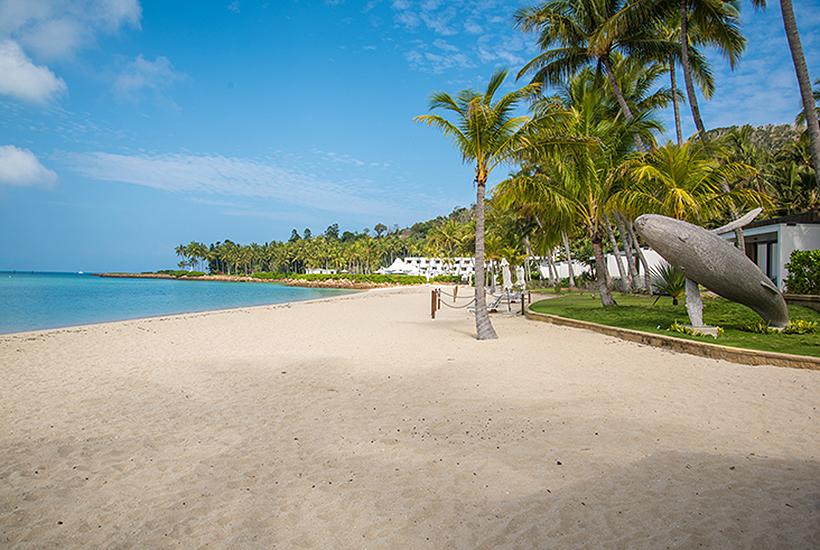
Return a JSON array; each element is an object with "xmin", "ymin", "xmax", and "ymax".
[
  {"xmin": 780, "ymin": 224, "xmax": 820, "ymax": 290},
  {"xmin": 538, "ymin": 248, "xmax": 667, "ymax": 282}
]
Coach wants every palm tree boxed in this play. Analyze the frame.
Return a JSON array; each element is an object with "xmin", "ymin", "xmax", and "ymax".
[
  {"xmin": 427, "ymin": 219, "xmax": 467, "ymax": 273},
  {"xmin": 415, "ymin": 70, "xmax": 546, "ymax": 339},
  {"xmin": 604, "ymin": 0, "xmax": 744, "ymax": 138},
  {"xmin": 618, "ymin": 139, "xmax": 766, "ymax": 222},
  {"xmin": 174, "ymin": 244, "xmax": 186, "ymax": 270},
  {"xmin": 654, "ymin": 14, "xmax": 716, "ymax": 143},
  {"xmin": 497, "ymin": 71, "xmax": 652, "ymax": 306},
  {"xmin": 766, "ymin": 133, "xmax": 820, "ymax": 215},
  {"xmin": 514, "ymin": 0, "xmax": 675, "ymax": 153},
  {"xmin": 794, "ymin": 78, "xmax": 820, "ymax": 128},
  {"xmin": 764, "ymin": 0, "xmax": 820, "ymax": 192},
  {"xmin": 677, "ymin": 0, "xmax": 744, "ymax": 137}
]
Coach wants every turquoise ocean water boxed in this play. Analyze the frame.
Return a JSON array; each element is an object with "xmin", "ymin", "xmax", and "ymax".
[{"xmin": 0, "ymin": 272, "xmax": 357, "ymax": 335}]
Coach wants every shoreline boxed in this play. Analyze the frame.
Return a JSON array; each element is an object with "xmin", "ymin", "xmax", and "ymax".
[
  {"xmin": 2, "ymin": 285, "xmax": 819, "ymax": 547},
  {"xmin": 96, "ymin": 272, "xmax": 434, "ymax": 289}
]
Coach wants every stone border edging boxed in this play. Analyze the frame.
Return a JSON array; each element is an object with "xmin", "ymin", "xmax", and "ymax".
[
  {"xmin": 524, "ymin": 306, "xmax": 820, "ymax": 371},
  {"xmin": 784, "ymin": 293, "xmax": 820, "ymax": 312}
]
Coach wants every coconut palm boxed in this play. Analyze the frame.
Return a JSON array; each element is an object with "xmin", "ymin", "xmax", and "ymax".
[
  {"xmin": 760, "ymin": 0, "xmax": 820, "ymax": 192},
  {"xmin": 427, "ymin": 219, "xmax": 467, "ymax": 272},
  {"xmin": 766, "ymin": 133, "xmax": 820, "ymax": 215},
  {"xmin": 652, "ymin": 14, "xmax": 716, "ymax": 143},
  {"xmin": 514, "ymin": 0, "xmax": 676, "ymax": 153},
  {"xmin": 677, "ymin": 0, "xmax": 744, "ymax": 137},
  {"xmin": 415, "ymin": 68, "xmax": 586, "ymax": 339},
  {"xmin": 617, "ymin": 139, "xmax": 766, "ymax": 222},
  {"xmin": 794, "ymin": 78, "xmax": 820, "ymax": 128},
  {"xmin": 607, "ymin": 0, "xmax": 745, "ymax": 138},
  {"xmin": 497, "ymin": 70, "xmax": 657, "ymax": 306}
]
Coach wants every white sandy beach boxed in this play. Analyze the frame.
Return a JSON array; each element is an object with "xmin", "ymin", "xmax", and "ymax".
[{"xmin": 1, "ymin": 285, "xmax": 819, "ymax": 549}]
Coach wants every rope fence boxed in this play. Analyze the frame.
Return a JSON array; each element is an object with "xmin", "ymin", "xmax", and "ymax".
[{"xmin": 431, "ymin": 286, "xmax": 531, "ymax": 319}]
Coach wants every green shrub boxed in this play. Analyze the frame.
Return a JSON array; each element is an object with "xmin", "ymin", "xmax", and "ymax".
[
  {"xmin": 249, "ymin": 272, "xmax": 428, "ymax": 285},
  {"xmin": 784, "ymin": 250, "xmax": 820, "ymax": 294},
  {"xmin": 251, "ymin": 272, "xmax": 289, "ymax": 280},
  {"xmin": 782, "ymin": 318, "xmax": 818, "ymax": 334},
  {"xmin": 650, "ymin": 262, "xmax": 686, "ymax": 305},
  {"xmin": 739, "ymin": 318, "xmax": 816, "ymax": 335},
  {"xmin": 157, "ymin": 270, "xmax": 203, "ymax": 278},
  {"xmin": 668, "ymin": 320, "xmax": 724, "ymax": 338},
  {"xmin": 740, "ymin": 321, "xmax": 779, "ymax": 334},
  {"xmin": 157, "ymin": 269, "xmax": 185, "ymax": 277},
  {"xmin": 431, "ymin": 275, "xmax": 462, "ymax": 283}
]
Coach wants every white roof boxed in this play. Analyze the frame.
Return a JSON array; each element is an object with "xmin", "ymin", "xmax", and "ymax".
[{"xmin": 384, "ymin": 257, "xmax": 421, "ymax": 275}]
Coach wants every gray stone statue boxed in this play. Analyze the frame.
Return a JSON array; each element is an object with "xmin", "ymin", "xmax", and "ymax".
[{"xmin": 635, "ymin": 213, "xmax": 789, "ymax": 328}]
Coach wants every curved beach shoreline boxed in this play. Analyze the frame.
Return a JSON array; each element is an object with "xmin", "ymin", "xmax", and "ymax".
[
  {"xmin": 1, "ymin": 285, "xmax": 819, "ymax": 548},
  {"xmin": 97, "ymin": 272, "xmax": 424, "ymax": 289}
]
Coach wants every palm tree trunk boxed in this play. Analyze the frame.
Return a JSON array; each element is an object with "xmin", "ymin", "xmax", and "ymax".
[
  {"xmin": 615, "ymin": 212, "xmax": 639, "ymax": 290},
  {"xmin": 592, "ymin": 232, "xmax": 617, "ymax": 306},
  {"xmin": 628, "ymin": 219, "xmax": 652, "ymax": 293},
  {"xmin": 604, "ymin": 213, "xmax": 630, "ymax": 292},
  {"xmin": 547, "ymin": 250, "xmax": 557, "ymax": 286},
  {"xmin": 524, "ymin": 236, "xmax": 534, "ymax": 286},
  {"xmin": 670, "ymin": 56, "xmax": 683, "ymax": 144},
  {"xmin": 601, "ymin": 54, "xmax": 647, "ymax": 153},
  {"xmin": 561, "ymin": 231, "xmax": 576, "ymax": 288},
  {"xmin": 474, "ymin": 176, "xmax": 498, "ymax": 340},
  {"xmin": 780, "ymin": 0, "xmax": 820, "ymax": 192},
  {"xmin": 681, "ymin": 0, "xmax": 707, "ymax": 138}
]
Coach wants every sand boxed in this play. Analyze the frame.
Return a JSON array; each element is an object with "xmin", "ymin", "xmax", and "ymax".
[{"xmin": 1, "ymin": 285, "xmax": 819, "ymax": 549}]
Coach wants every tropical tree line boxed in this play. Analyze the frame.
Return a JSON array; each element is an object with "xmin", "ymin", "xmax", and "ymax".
[
  {"xmin": 173, "ymin": 209, "xmax": 479, "ymax": 276},
  {"xmin": 415, "ymin": 0, "xmax": 819, "ymax": 338}
]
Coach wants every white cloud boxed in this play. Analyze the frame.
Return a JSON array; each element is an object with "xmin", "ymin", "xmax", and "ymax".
[
  {"xmin": 0, "ymin": 40, "xmax": 66, "ymax": 103},
  {"xmin": 58, "ymin": 151, "xmax": 396, "ymax": 215},
  {"xmin": 314, "ymin": 150, "xmax": 367, "ymax": 166},
  {"xmin": 0, "ymin": 0, "xmax": 144, "ymax": 102},
  {"xmin": 404, "ymin": 38, "xmax": 477, "ymax": 73},
  {"xmin": 114, "ymin": 55, "xmax": 186, "ymax": 105},
  {"xmin": 394, "ymin": 9, "xmax": 420, "ymax": 29},
  {"xmin": 0, "ymin": 0, "xmax": 141, "ymax": 60},
  {"xmin": 388, "ymin": 0, "xmax": 536, "ymax": 73},
  {"xmin": 228, "ymin": 0, "xmax": 240, "ymax": 13},
  {"xmin": 463, "ymin": 20, "xmax": 483, "ymax": 34},
  {"xmin": 432, "ymin": 38, "xmax": 459, "ymax": 52},
  {"xmin": 0, "ymin": 145, "xmax": 58, "ymax": 187}
]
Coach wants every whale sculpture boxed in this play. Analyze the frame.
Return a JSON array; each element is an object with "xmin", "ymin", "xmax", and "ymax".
[{"xmin": 635, "ymin": 214, "xmax": 789, "ymax": 328}]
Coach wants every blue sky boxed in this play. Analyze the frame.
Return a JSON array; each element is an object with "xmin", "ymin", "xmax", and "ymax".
[{"xmin": 0, "ymin": 0, "xmax": 818, "ymax": 272}]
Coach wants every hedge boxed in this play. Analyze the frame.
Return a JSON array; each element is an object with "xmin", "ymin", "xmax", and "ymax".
[{"xmin": 251, "ymin": 272, "xmax": 428, "ymax": 285}]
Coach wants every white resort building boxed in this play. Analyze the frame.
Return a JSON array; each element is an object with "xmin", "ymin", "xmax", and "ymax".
[
  {"xmin": 718, "ymin": 211, "xmax": 820, "ymax": 291},
  {"xmin": 380, "ymin": 257, "xmax": 475, "ymax": 279}
]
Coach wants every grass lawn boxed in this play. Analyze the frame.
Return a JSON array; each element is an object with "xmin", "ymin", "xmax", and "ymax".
[{"xmin": 529, "ymin": 291, "xmax": 820, "ymax": 357}]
